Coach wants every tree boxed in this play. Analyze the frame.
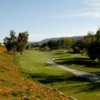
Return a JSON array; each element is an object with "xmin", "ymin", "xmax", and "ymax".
[
  {"xmin": 63, "ymin": 38, "xmax": 74, "ymax": 49},
  {"xmin": 4, "ymin": 37, "xmax": 12, "ymax": 52},
  {"xmin": 58, "ymin": 39, "xmax": 64, "ymax": 48},
  {"xmin": 87, "ymin": 29, "xmax": 100, "ymax": 61},
  {"xmin": 95, "ymin": 28, "xmax": 100, "ymax": 41},
  {"xmin": 17, "ymin": 31, "xmax": 28, "ymax": 55},
  {"xmin": 88, "ymin": 41, "xmax": 100, "ymax": 61},
  {"xmin": 71, "ymin": 38, "xmax": 85, "ymax": 53},
  {"xmin": 3, "ymin": 30, "xmax": 17, "ymax": 53},
  {"xmin": 40, "ymin": 43, "xmax": 47, "ymax": 48},
  {"xmin": 9, "ymin": 30, "xmax": 17, "ymax": 54},
  {"xmin": 83, "ymin": 32, "xmax": 95, "ymax": 50},
  {"xmin": 71, "ymin": 32, "xmax": 96, "ymax": 54}
]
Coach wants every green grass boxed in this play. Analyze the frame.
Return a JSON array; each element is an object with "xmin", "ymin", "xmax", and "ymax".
[
  {"xmin": 16, "ymin": 49, "xmax": 100, "ymax": 100},
  {"xmin": 55, "ymin": 51, "xmax": 100, "ymax": 75},
  {"xmin": 16, "ymin": 49, "xmax": 69, "ymax": 81}
]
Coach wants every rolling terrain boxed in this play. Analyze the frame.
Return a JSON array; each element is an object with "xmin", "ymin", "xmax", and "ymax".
[
  {"xmin": 0, "ymin": 46, "xmax": 69, "ymax": 99},
  {"xmin": 16, "ymin": 49, "xmax": 100, "ymax": 100}
]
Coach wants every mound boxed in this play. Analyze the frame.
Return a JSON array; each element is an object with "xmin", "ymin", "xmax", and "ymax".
[{"xmin": 0, "ymin": 52, "xmax": 69, "ymax": 99}]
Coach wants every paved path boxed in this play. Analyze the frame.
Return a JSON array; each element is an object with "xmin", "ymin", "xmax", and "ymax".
[{"xmin": 47, "ymin": 59, "xmax": 100, "ymax": 83}]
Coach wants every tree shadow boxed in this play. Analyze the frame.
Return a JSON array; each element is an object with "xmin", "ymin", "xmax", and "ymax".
[
  {"xmin": 29, "ymin": 73, "xmax": 89, "ymax": 84},
  {"xmin": 56, "ymin": 57, "xmax": 100, "ymax": 68},
  {"xmin": 22, "ymin": 71, "xmax": 100, "ymax": 93},
  {"xmin": 93, "ymin": 72, "xmax": 100, "ymax": 76},
  {"xmin": 36, "ymin": 73, "xmax": 100, "ymax": 93},
  {"xmin": 74, "ymin": 82, "xmax": 100, "ymax": 93}
]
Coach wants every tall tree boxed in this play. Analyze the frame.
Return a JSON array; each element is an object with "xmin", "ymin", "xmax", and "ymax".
[
  {"xmin": 9, "ymin": 30, "xmax": 17, "ymax": 54},
  {"xmin": 95, "ymin": 28, "xmax": 100, "ymax": 41},
  {"xmin": 3, "ymin": 37, "xmax": 12, "ymax": 52},
  {"xmin": 87, "ymin": 29, "xmax": 100, "ymax": 61},
  {"xmin": 3, "ymin": 30, "xmax": 16, "ymax": 53},
  {"xmin": 17, "ymin": 31, "xmax": 28, "ymax": 55}
]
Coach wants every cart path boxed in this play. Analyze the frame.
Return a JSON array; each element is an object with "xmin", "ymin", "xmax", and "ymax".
[{"xmin": 47, "ymin": 59, "xmax": 100, "ymax": 83}]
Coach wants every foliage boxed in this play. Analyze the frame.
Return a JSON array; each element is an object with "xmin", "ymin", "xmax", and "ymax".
[
  {"xmin": 71, "ymin": 39, "xmax": 83, "ymax": 53},
  {"xmin": 47, "ymin": 40, "xmax": 59, "ymax": 49},
  {"xmin": 3, "ymin": 30, "xmax": 29, "ymax": 55},
  {"xmin": 87, "ymin": 42, "xmax": 99, "ymax": 60},
  {"xmin": 26, "ymin": 43, "xmax": 32, "ymax": 49},
  {"xmin": 87, "ymin": 29, "xmax": 100, "ymax": 61},
  {"xmin": 3, "ymin": 30, "xmax": 16, "ymax": 53},
  {"xmin": 16, "ymin": 32, "xmax": 28, "ymax": 55},
  {"xmin": 83, "ymin": 32, "xmax": 95, "ymax": 50},
  {"xmin": 40, "ymin": 38, "xmax": 74, "ymax": 50}
]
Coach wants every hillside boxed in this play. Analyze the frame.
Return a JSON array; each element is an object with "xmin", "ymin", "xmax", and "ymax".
[
  {"xmin": 0, "ymin": 50, "xmax": 69, "ymax": 99},
  {"xmin": 0, "ymin": 45, "xmax": 6, "ymax": 53}
]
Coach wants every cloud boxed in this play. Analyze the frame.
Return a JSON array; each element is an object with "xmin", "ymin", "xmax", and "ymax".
[
  {"xmin": 73, "ymin": 12, "xmax": 100, "ymax": 18},
  {"xmin": 82, "ymin": 0, "xmax": 100, "ymax": 7},
  {"xmin": 53, "ymin": 11, "xmax": 100, "ymax": 19},
  {"xmin": 52, "ymin": 0, "xmax": 100, "ymax": 19}
]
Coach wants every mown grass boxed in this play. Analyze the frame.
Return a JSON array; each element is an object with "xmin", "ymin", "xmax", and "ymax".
[
  {"xmin": 16, "ymin": 49, "xmax": 100, "ymax": 100},
  {"xmin": 16, "ymin": 49, "xmax": 69, "ymax": 81},
  {"xmin": 55, "ymin": 51, "xmax": 100, "ymax": 75}
]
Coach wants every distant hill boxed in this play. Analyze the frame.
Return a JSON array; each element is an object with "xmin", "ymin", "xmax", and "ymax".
[
  {"xmin": 29, "ymin": 37, "xmax": 62, "ymax": 46},
  {"xmin": 30, "ymin": 36, "xmax": 84, "ymax": 45},
  {"xmin": 39, "ymin": 37, "xmax": 62, "ymax": 45}
]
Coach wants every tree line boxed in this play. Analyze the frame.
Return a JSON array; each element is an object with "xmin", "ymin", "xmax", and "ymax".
[
  {"xmin": 40, "ymin": 38, "xmax": 74, "ymax": 50},
  {"xmin": 3, "ymin": 30, "xmax": 29, "ymax": 55},
  {"xmin": 39, "ymin": 28, "xmax": 100, "ymax": 61},
  {"xmin": 4, "ymin": 28, "xmax": 100, "ymax": 61}
]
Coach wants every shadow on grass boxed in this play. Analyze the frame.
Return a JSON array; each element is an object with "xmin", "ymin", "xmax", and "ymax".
[
  {"xmin": 22, "ymin": 71, "xmax": 100, "ymax": 93},
  {"xmin": 39, "ymin": 76, "xmax": 89, "ymax": 84},
  {"xmin": 74, "ymin": 82, "xmax": 100, "ymax": 93},
  {"xmin": 23, "ymin": 72, "xmax": 89, "ymax": 84},
  {"xmin": 93, "ymin": 72, "xmax": 100, "ymax": 76},
  {"xmin": 56, "ymin": 57, "xmax": 100, "ymax": 68}
]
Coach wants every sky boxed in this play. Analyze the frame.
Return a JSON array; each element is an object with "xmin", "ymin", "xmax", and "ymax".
[{"xmin": 0, "ymin": 0, "xmax": 100, "ymax": 42}]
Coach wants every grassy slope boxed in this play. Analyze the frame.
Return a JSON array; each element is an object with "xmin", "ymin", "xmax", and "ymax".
[
  {"xmin": 0, "ymin": 45, "xmax": 6, "ymax": 53},
  {"xmin": 0, "ymin": 50, "xmax": 69, "ymax": 99},
  {"xmin": 16, "ymin": 49, "xmax": 100, "ymax": 100}
]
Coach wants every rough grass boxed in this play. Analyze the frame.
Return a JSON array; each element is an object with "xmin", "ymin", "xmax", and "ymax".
[
  {"xmin": 0, "ymin": 51, "xmax": 69, "ymax": 99},
  {"xmin": 16, "ymin": 49, "xmax": 100, "ymax": 100}
]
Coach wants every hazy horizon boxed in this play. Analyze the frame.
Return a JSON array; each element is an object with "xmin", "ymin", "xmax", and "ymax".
[{"xmin": 0, "ymin": 0, "xmax": 100, "ymax": 42}]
